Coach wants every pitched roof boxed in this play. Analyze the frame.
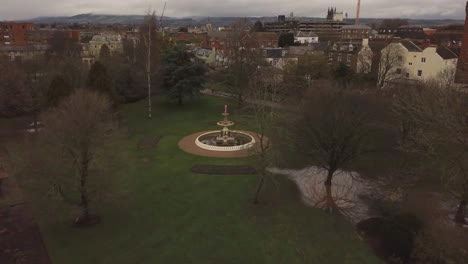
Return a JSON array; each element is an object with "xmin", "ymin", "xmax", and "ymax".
[
  {"xmin": 253, "ymin": 32, "xmax": 279, "ymax": 41},
  {"xmin": 436, "ymin": 46, "xmax": 458, "ymax": 60},
  {"xmin": 296, "ymin": 31, "xmax": 318, "ymax": 38},
  {"xmin": 400, "ymin": 40, "xmax": 422, "ymax": 52}
]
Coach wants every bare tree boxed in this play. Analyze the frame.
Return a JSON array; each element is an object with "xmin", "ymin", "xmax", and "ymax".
[
  {"xmin": 26, "ymin": 89, "xmax": 119, "ymax": 226},
  {"xmin": 287, "ymin": 87, "xmax": 371, "ymax": 209},
  {"xmin": 141, "ymin": 10, "xmax": 159, "ymax": 119},
  {"xmin": 394, "ymin": 84, "xmax": 468, "ymax": 224},
  {"xmin": 224, "ymin": 19, "xmax": 263, "ymax": 108},
  {"xmin": 377, "ymin": 43, "xmax": 405, "ymax": 88},
  {"xmin": 246, "ymin": 68, "xmax": 280, "ymax": 204},
  {"xmin": 428, "ymin": 65, "xmax": 457, "ymax": 90}
]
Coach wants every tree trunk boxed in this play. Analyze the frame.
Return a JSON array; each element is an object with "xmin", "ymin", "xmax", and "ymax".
[
  {"xmin": 147, "ymin": 76, "xmax": 152, "ymax": 119},
  {"xmin": 78, "ymin": 153, "xmax": 90, "ymax": 224},
  {"xmin": 253, "ymin": 175, "xmax": 265, "ymax": 204},
  {"xmin": 178, "ymin": 94, "xmax": 183, "ymax": 106},
  {"xmin": 325, "ymin": 170, "xmax": 334, "ymax": 187},
  {"xmin": 237, "ymin": 89, "xmax": 243, "ymax": 108},
  {"xmin": 147, "ymin": 25, "xmax": 152, "ymax": 119},
  {"xmin": 33, "ymin": 110, "xmax": 39, "ymax": 133},
  {"xmin": 325, "ymin": 183, "xmax": 338, "ymax": 212},
  {"xmin": 454, "ymin": 200, "xmax": 466, "ymax": 224}
]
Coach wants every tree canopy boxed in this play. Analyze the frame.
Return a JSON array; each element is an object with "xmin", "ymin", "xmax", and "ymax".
[
  {"xmin": 99, "ymin": 44, "xmax": 111, "ymax": 61},
  {"xmin": 278, "ymin": 33, "xmax": 295, "ymax": 47},
  {"xmin": 46, "ymin": 75, "xmax": 73, "ymax": 108},
  {"xmin": 86, "ymin": 61, "xmax": 118, "ymax": 104},
  {"xmin": 161, "ymin": 45, "xmax": 207, "ymax": 105}
]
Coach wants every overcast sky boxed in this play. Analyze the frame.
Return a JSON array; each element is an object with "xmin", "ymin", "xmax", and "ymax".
[{"xmin": 0, "ymin": 0, "xmax": 465, "ymax": 20}]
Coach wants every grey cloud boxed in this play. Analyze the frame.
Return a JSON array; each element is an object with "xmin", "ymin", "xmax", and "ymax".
[{"xmin": 0, "ymin": 0, "xmax": 465, "ymax": 20}]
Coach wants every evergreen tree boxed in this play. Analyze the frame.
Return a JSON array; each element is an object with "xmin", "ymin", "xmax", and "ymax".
[
  {"xmin": 251, "ymin": 20, "xmax": 264, "ymax": 32},
  {"xmin": 161, "ymin": 45, "xmax": 206, "ymax": 106},
  {"xmin": 278, "ymin": 33, "xmax": 295, "ymax": 47},
  {"xmin": 47, "ymin": 75, "xmax": 73, "ymax": 107},
  {"xmin": 99, "ymin": 44, "xmax": 111, "ymax": 61},
  {"xmin": 86, "ymin": 61, "xmax": 118, "ymax": 103}
]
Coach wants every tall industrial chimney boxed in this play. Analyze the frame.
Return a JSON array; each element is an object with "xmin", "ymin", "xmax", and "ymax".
[{"xmin": 355, "ymin": 0, "xmax": 361, "ymax": 25}]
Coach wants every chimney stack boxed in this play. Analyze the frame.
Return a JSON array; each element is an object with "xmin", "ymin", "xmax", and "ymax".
[
  {"xmin": 355, "ymin": 0, "xmax": 361, "ymax": 25},
  {"xmin": 455, "ymin": 1, "xmax": 468, "ymax": 83}
]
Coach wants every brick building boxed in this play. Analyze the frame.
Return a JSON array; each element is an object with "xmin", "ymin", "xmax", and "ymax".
[
  {"xmin": 341, "ymin": 25, "xmax": 372, "ymax": 40},
  {"xmin": 27, "ymin": 29, "xmax": 81, "ymax": 44},
  {"xmin": 0, "ymin": 22, "xmax": 33, "ymax": 46},
  {"xmin": 455, "ymin": 1, "xmax": 468, "ymax": 85}
]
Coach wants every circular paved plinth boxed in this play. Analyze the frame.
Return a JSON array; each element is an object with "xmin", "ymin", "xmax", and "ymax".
[{"xmin": 178, "ymin": 130, "xmax": 266, "ymax": 158}]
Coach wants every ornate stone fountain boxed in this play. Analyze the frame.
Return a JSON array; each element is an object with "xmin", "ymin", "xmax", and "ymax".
[{"xmin": 195, "ymin": 105, "xmax": 255, "ymax": 151}]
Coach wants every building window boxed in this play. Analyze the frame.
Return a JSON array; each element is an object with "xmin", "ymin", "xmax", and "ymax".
[
  {"xmin": 405, "ymin": 73, "xmax": 409, "ymax": 78},
  {"xmin": 347, "ymin": 54, "xmax": 352, "ymax": 63},
  {"xmin": 421, "ymin": 57, "xmax": 426, "ymax": 63},
  {"xmin": 409, "ymin": 62, "xmax": 412, "ymax": 65},
  {"xmin": 396, "ymin": 68, "xmax": 402, "ymax": 74},
  {"xmin": 417, "ymin": 70, "xmax": 422, "ymax": 77},
  {"xmin": 338, "ymin": 54, "xmax": 342, "ymax": 62}
]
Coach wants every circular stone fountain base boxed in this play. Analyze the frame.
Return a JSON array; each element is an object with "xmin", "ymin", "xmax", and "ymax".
[{"xmin": 178, "ymin": 130, "xmax": 264, "ymax": 158}]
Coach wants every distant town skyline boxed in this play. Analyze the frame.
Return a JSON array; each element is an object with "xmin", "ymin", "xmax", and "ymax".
[{"xmin": 0, "ymin": 0, "xmax": 464, "ymax": 21}]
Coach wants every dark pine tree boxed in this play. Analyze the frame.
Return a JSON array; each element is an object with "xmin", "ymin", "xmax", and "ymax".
[
  {"xmin": 47, "ymin": 75, "xmax": 73, "ymax": 108},
  {"xmin": 86, "ymin": 61, "xmax": 118, "ymax": 104},
  {"xmin": 278, "ymin": 33, "xmax": 295, "ymax": 47},
  {"xmin": 161, "ymin": 45, "xmax": 207, "ymax": 106}
]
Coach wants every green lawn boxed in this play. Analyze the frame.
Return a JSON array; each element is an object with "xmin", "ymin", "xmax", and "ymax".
[{"xmin": 14, "ymin": 96, "xmax": 381, "ymax": 264}]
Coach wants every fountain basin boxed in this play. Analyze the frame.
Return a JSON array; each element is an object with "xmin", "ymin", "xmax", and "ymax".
[{"xmin": 195, "ymin": 130, "xmax": 256, "ymax": 152}]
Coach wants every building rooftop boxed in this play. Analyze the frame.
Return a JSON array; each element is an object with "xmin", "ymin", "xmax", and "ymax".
[
  {"xmin": 436, "ymin": 46, "xmax": 458, "ymax": 60},
  {"xmin": 401, "ymin": 40, "xmax": 422, "ymax": 52},
  {"xmin": 296, "ymin": 31, "xmax": 318, "ymax": 38},
  {"xmin": 342, "ymin": 25, "xmax": 372, "ymax": 30}
]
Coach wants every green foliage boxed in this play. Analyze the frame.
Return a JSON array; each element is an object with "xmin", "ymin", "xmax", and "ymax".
[
  {"xmin": 161, "ymin": 45, "xmax": 207, "ymax": 105},
  {"xmin": 113, "ymin": 63, "xmax": 144, "ymax": 102},
  {"xmin": 46, "ymin": 75, "xmax": 73, "ymax": 108},
  {"xmin": 334, "ymin": 63, "xmax": 355, "ymax": 89},
  {"xmin": 0, "ymin": 62, "xmax": 32, "ymax": 117},
  {"xmin": 99, "ymin": 44, "xmax": 111, "ymax": 61},
  {"xmin": 251, "ymin": 20, "xmax": 264, "ymax": 32},
  {"xmin": 86, "ymin": 61, "xmax": 118, "ymax": 104},
  {"xmin": 278, "ymin": 33, "xmax": 295, "ymax": 47}
]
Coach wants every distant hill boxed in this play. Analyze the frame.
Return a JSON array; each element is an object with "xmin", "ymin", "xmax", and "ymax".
[{"xmin": 23, "ymin": 13, "xmax": 465, "ymax": 27}]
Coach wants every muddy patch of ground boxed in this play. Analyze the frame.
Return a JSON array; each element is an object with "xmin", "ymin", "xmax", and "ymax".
[
  {"xmin": 137, "ymin": 135, "xmax": 162, "ymax": 149},
  {"xmin": 191, "ymin": 164, "xmax": 256, "ymax": 175}
]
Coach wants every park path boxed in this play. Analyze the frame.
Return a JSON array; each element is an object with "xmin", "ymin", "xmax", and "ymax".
[
  {"xmin": 0, "ymin": 123, "xmax": 52, "ymax": 264},
  {"xmin": 200, "ymin": 89, "xmax": 294, "ymax": 111}
]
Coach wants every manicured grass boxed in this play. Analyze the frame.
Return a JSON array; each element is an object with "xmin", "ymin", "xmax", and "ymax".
[{"xmin": 14, "ymin": 96, "xmax": 381, "ymax": 264}]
